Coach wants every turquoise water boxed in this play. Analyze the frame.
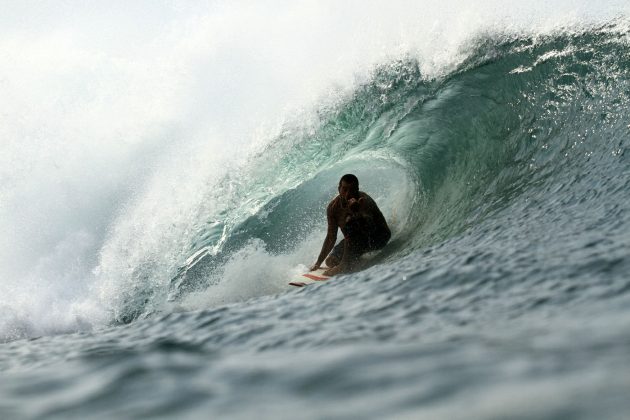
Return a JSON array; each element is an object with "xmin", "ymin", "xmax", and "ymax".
[{"xmin": 1, "ymin": 4, "xmax": 630, "ymax": 419}]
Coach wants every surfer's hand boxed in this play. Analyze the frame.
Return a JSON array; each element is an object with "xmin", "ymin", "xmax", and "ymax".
[{"xmin": 348, "ymin": 197, "xmax": 364, "ymax": 212}]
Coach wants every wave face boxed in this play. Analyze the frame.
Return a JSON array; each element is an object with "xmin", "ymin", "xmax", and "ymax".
[
  {"xmin": 2, "ymin": 3, "xmax": 630, "ymax": 418},
  {"xmin": 152, "ymin": 21, "xmax": 630, "ymax": 317}
]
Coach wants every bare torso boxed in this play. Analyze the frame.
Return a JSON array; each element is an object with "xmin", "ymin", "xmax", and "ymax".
[
  {"xmin": 313, "ymin": 190, "xmax": 391, "ymax": 274},
  {"xmin": 328, "ymin": 191, "xmax": 390, "ymax": 242}
]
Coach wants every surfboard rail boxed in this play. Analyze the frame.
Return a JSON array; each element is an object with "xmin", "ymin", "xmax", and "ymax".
[{"xmin": 289, "ymin": 267, "xmax": 331, "ymax": 287}]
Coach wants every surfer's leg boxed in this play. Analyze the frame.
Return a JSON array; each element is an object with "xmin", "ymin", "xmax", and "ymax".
[
  {"xmin": 325, "ymin": 239, "xmax": 345, "ymax": 267},
  {"xmin": 341, "ymin": 235, "xmax": 370, "ymax": 270},
  {"xmin": 367, "ymin": 229, "xmax": 391, "ymax": 252},
  {"xmin": 324, "ymin": 237, "xmax": 367, "ymax": 275},
  {"xmin": 325, "ymin": 255, "xmax": 339, "ymax": 267}
]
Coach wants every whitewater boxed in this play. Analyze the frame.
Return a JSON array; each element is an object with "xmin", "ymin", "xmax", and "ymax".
[{"xmin": 1, "ymin": 1, "xmax": 630, "ymax": 418}]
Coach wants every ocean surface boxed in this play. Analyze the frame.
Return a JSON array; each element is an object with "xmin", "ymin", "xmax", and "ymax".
[{"xmin": 1, "ymin": 2, "xmax": 630, "ymax": 419}]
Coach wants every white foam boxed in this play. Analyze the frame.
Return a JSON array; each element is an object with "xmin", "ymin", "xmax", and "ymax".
[{"xmin": 180, "ymin": 235, "xmax": 323, "ymax": 310}]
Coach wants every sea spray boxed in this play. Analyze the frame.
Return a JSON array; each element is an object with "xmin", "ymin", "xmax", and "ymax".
[{"xmin": 0, "ymin": 0, "xmax": 628, "ymax": 339}]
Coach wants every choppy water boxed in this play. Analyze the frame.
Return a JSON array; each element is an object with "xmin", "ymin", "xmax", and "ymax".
[{"xmin": 2, "ymin": 2, "xmax": 630, "ymax": 419}]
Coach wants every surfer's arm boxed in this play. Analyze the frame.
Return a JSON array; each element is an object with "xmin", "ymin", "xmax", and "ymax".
[{"xmin": 312, "ymin": 203, "xmax": 338, "ymax": 270}]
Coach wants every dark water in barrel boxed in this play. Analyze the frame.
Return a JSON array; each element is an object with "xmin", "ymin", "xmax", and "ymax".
[{"xmin": 1, "ymin": 4, "xmax": 630, "ymax": 419}]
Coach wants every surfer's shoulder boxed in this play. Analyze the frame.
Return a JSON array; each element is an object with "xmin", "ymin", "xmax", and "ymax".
[
  {"xmin": 359, "ymin": 191, "xmax": 376, "ymax": 206},
  {"xmin": 328, "ymin": 195, "xmax": 342, "ymax": 213}
]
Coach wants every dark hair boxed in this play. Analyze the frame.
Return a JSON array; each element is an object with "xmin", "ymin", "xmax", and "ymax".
[{"xmin": 339, "ymin": 174, "xmax": 359, "ymax": 191}]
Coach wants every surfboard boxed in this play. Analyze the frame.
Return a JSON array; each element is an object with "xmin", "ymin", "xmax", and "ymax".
[{"xmin": 289, "ymin": 267, "xmax": 331, "ymax": 287}]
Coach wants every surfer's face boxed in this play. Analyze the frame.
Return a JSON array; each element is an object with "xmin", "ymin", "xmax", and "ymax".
[{"xmin": 338, "ymin": 181, "xmax": 358, "ymax": 201}]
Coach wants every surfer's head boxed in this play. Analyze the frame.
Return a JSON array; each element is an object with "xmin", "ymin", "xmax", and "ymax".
[{"xmin": 338, "ymin": 174, "xmax": 359, "ymax": 200}]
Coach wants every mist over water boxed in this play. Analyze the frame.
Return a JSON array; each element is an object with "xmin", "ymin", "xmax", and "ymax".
[
  {"xmin": 0, "ymin": 0, "xmax": 626, "ymax": 338},
  {"xmin": 0, "ymin": 0, "xmax": 626, "ymax": 341}
]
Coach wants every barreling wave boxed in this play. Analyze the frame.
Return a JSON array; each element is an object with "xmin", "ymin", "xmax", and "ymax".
[{"xmin": 114, "ymin": 20, "xmax": 630, "ymax": 323}]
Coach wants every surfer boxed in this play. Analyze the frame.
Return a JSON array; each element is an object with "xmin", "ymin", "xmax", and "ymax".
[{"xmin": 310, "ymin": 174, "xmax": 391, "ymax": 276}]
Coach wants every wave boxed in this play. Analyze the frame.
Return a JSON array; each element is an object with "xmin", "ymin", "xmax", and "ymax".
[
  {"xmin": 115, "ymin": 20, "xmax": 630, "ymax": 323},
  {"xmin": 2, "ymin": 11, "xmax": 628, "ymax": 338}
]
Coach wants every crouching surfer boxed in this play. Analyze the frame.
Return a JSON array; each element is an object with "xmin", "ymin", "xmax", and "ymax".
[{"xmin": 310, "ymin": 174, "xmax": 391, "ymax": 276}]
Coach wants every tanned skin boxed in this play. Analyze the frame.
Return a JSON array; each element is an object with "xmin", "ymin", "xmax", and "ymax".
[{"xmin": 310, "ymin": 177, "xmax": 390, "ymax": 276}]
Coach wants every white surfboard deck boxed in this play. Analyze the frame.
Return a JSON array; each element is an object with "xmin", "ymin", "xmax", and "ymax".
[{"xmin": 289, "ymin": 267, "xmax": 332, "ymax": 287}]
